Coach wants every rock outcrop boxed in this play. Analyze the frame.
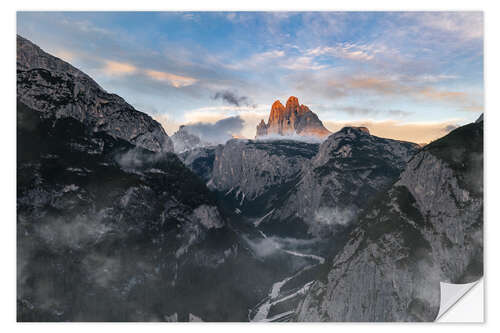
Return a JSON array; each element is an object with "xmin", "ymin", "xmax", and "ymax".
[
  {"xmin": 17, "ymin": 35, "xmax": 172, "ymax": 153},
  {"xmin": 171, "ymin": 125, "xmax": 204, "ymax": 153},
  {"xmin": 296, "ymin": 120, "xmax": 483, "ymax": 321},
  {"xmin": 256, "ymin": 97, "xmax": 331, "ymax": 139}
]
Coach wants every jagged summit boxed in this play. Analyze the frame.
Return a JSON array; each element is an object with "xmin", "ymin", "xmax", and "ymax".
[
  {"xmin": 17, "ymin": 35, "xmax": 172, "ymax": 153},
  {"xmin": 256, "ymin": 96, "xmax": 331, "ymax": 139}
]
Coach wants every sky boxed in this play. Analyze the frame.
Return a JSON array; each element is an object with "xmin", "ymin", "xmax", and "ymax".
[{"xmin": 17, "ymin": 12, "xmax": 483, "ymax": 143}]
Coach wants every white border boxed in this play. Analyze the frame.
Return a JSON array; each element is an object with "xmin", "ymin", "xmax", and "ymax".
[{"xmin": 2, "ymin": 1, "xmax": 498, "ymax": 332}]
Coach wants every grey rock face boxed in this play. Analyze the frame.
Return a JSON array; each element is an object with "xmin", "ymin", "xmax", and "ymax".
[
  {"xmin": 211, "ymin": 138, "xmax": 319, "ymax": 201},
  {"xmin": 271, "ymin": 127, "xmax": 420, "ymax": 235},
  {"xmin": 17, "ymin": 35, "xmax": 172, "ymax": 153},
  {"xmin": 205, "ymin": 127, "xmax": 418, "ymax": 239},
  {"xmin": 296, "ymin": 121, "xmax": 483, "ymax": 321}
]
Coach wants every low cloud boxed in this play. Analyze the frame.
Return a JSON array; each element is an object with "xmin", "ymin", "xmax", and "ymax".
[
  {"xmin": 182, "ymin": 116, "xmax": 245, "ymax": 144},
  {"xmin": 36, "ymin": 215, "xmax": 112, "ymax": 250},
  {"xmin": 256, "ymin": 133, "xmax": 324, "ymax": 144},
  {"xmin": 243, "ymin": 236, "xmax": 281, "ymax": 257},
  {"xmin": 314, "ymin": 207, "xmax": 355, "ymax": 226}
]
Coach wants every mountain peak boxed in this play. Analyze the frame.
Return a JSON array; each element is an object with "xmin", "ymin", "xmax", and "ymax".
[
  {"xmin": 286, "ymin": 96, "xmax": 300, "ymax": 109},
  {"xmin": 256, "ymin": 97, "xmax": 331, "ymax": 139},
  {"xmin": 272, "ymin": 99, "xmax": 285, "ymax": 108},
  {"xmin": 271, "ymin": 100, "xmax": 285, "ymax": 113}
]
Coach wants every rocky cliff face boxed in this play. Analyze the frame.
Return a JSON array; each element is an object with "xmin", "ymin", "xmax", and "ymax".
[
  {"xmin": 296, "ymin": 120, "xmax": 483, "ymax": 321},
  {"xmin": 209, "ymin": 127, "xmax": 418, "ymax": 238},
  {"xmin": 211, "ymin": 139, "xmax": 319, "ymax": 202},
  {"xmin": 256, "ymin": 97, "xmax": 331, "ymax": 139},
  {"xmin": 270, "ymin": 127, "xmax": 419, "ymax": 236},
  {"xmin": 17, "ymin": 35, "xmax": 172, "ymax": 153}
]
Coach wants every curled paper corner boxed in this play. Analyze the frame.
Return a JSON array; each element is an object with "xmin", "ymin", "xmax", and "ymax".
[{"xmin": 436, "ymin": 278, "xmax": 484, "ymax": 322}]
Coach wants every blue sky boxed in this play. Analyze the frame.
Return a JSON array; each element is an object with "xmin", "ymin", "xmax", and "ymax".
[{"xmin": 17, "ymin": 12, "xmax": 483, "ymax": 142}]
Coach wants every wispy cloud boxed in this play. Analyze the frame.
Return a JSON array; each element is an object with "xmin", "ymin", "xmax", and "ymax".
[
  {"xmin": 280, "ymin": 55, "xmax": 328, "ymax": 70},
  {"xmin": 100, "ymin": 60, "xmax": 198, "ymax": 88},
  {"xmin": 407, "ymin": 12, "xmax": 483, "ymax": 41},
  {"xmin": 306, "ymin": 42, "xmax": 391, "ymax": 62},
  {"xmin": 144, "ymin": 69, "xmax": 197, "ymax": 87},
  {"xmin": 334, "ymin": 106, "xmax": 413, "ymax": 117},
  {"xmin": 103, "ymin": 60, "xmax": 137, "ymax": 76},
  {"xmin": 224, "ymin": 50, "xmax": 285, "ymax": 70},
  {"xmin": 292, "ymin": 70, "xmax": 482, "ymax": 112}
]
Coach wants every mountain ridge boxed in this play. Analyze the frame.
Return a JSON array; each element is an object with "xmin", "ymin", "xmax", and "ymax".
[{"xmin": 17, "ymin": 35, "xmax": 173, "ymax": 153}]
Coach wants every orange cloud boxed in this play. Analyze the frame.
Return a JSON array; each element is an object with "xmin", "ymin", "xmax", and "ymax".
[
  {"xmin": 145, "ymin": 70, "xmax": 197, "ymax": 87},
  {"xmin": 53, "ymin": 50, "xmax": 75, "ymax": 62},
  {"xmin": 103, "ymin": 60, "xmax": 137, "ymax": 75},
  {"xmin": 326, "ymin": 75, "xmax": 481, "ymax": 111},
  {"xmin": 417, "ymin": 87, "xmax": 467, "ymax": 101}
]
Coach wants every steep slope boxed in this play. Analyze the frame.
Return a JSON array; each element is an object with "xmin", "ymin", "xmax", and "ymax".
[
  {"xmin": 210, "ymin": 138, "xmax": 320, "ymax": 239},
  {"xmin": 17, "ymin": 36, "xmax": 278, "ymax": 322},
  {"xmin": 260, "ymin": 127, "xmax": 420, "ymax": 236},
  {"xmin": 211, "ymin": 138, "xmax": 319, "ymax": 202},
  {"xmin": 296, "ymin": 119, "xmax": 483, "ymax": 321},
  {"xmin": 17, "ymin": 102, "xmax": 231, "ymax": 321},
  {"xmin": 256, "ymin": 97, "xmax": 331, "ymax": 139},
  {"xmin": 205, "ymin": 128, "xmax": 418, "ymax": 321},
  {"xmin": 178, "ymin": 146, "xmax": 217, "ymax": 183},
  {"xmin": 17, "ymin": 100, "xmax": 282, "ymax": 323},
  {"xmin": 17, "ymin": 35, "xmax": 172, "ymax": 153}
]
